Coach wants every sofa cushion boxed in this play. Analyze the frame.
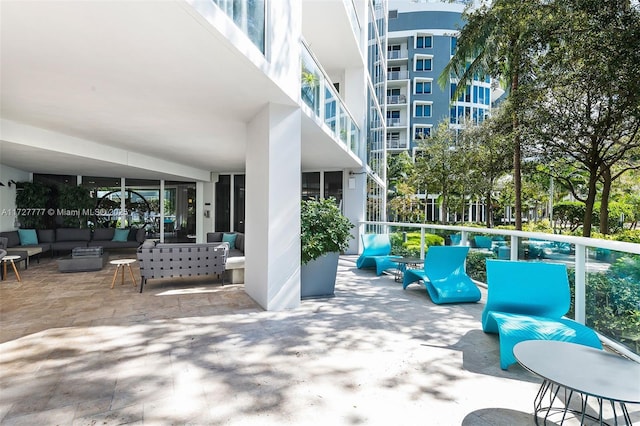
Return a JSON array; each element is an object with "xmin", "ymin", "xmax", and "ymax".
[
  {"xmin": 56, "ymin": 228, "xmax": 91, "ymax": 242},
  {"xmin": 222, "ymin": 233, "xmax": 237, "ymax": 247},
  {"xmin": 18, "ymin": 229, "xmax": 38, "ymax": 245},
  {"xmin": 0, "ymin": 231, "xmax": 20, "ymax": 248},
  {"xmin": 128, "ymin": 228, "xmax": 138, "ymax": 241},
  {"xmin": 235, "ymin": 233, "xmax": 244, "ymax": 252},
  {"xmin": 92, "ymin": 228, "xmax": 115, "ymax": 241},
  {"xmin": 37, "ymin": 229, "xmax": 55, "ymax": 243},
  {"xmin": 207, "ymin": 232, "xmax": 223, "ymax": 243},
  {"xmin": 112, "ymin": 228, "xmax": 130, "ymax": 242}
]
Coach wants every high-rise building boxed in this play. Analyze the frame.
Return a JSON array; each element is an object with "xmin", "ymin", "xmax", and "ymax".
[
  {"xmin": 386, "ymin": 0, "xmax": 493, "ymax": 156},
  {"xmin": 0, "ymin": 0, "xmax": 388, "ymax": 310}
]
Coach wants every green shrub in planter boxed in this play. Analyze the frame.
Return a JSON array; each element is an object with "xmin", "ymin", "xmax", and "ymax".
[{"xmin": 301, "ymin": 198, "xmax": 354, "ymax": 265}]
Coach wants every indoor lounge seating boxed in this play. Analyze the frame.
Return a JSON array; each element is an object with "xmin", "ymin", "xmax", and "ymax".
[
  {"xmin": 483, "ymin": 259, "xmax": 603, "ymax": 370},
  {"xmin": 356, "ymin": 233, "xmax": 401, "ymax": 276},
  {"xmin": 402, "ymin": 246, "xmax": 481, "ymax": 304}
]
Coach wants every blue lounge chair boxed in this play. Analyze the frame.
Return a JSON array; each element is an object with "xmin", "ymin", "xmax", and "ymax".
[
  {"xmin": 483, "ymin": 260, "xmax": 603, "ymax": 370},
  {"xmin": 474, "ymin": 235, "xmax": 493, "ymax": 249},
  {"xmin": 403, "ymin": 246, "xmax": 481, "ymax": 304},
  {"xmin": 356, "ymin": 234, "xmax": 401, "ymax": 276}
]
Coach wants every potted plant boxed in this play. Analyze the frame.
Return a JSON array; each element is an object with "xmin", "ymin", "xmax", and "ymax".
[{"xmin": 301, "ymin": 197, "xmax": 354, "ymax": 299}]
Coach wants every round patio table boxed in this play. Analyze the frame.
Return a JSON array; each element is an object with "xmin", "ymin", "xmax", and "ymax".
[
  {"xmin": 393, "ymin": 257, "xmax": 424, "ymax": 282},
  {"xmin": 110, "ymin": 259, "xmax": 137, "ymax": 289},
  {"xmin": 2, "ymin": 255, "xmax": 22, "ymax": 282},
  {"xmin": 514, "ymin": 340, "xmax": 640, "ymax": 425}
]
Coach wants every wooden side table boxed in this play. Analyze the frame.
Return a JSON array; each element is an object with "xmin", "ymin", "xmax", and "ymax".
[
  {"xmin": 110, "ymin": 259, "xmax": 137, "ymax": 289},
  {"xmin": 2, "ymin": 255, "xmax": 22, "ymax": 282}
]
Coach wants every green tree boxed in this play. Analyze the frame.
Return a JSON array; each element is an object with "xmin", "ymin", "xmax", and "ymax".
[
  {"xmin": 459, "ymin": 105, "xmax": 513, "ymax": 227},
  {"xmin": 530, "ymin": 0, "xmax": 640, "ymax": 236},
  {"xmin": 414, "ymin": 122, "xmax": 460, "ymax": 224},
  {"xmin": 439, "ymin": 0, "xmax": 550, "ymax": 230}
]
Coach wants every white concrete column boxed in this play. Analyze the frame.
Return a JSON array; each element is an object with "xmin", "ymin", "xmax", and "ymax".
[
  {"xmin": 344, "ymin": 170, "xmax": 365, "ymax": 255},
  {"xmin": 245, "ymin": 103, "xmax": 301, "ymax": 310}
]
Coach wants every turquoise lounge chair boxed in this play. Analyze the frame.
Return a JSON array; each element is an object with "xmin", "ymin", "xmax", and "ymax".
[
  {"xmin": 474, "ymin": 236, "xmax": 493, "ymax": 249},
  {"xmin": 483, "ymin": 260, "xmax": 602, "ymax": 370},
  {"xmin": 356, "ymin": 234, "xmax": 401, "ymax": 276},
  {"xmin": 403, "ymin": 246, "xmax": 481, "ymax": 304}
]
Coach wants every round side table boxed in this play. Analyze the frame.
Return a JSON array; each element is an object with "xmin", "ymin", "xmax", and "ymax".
[
  {"xmin": 2, "ymin": 255, "xmax": 22, "ymax": 282},
  {"xmin": 109, "ymin": 259, "xmax": 137, "ymax": 289}
]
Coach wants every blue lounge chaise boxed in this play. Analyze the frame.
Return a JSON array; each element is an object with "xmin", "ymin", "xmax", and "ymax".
[
  {"xmin": 356, "ymin": 234, "xmax": 401, "ymax": 276},
  {"xmin": 483, "ymin": 259, "xmax": 603, "ymax": 370},
  {"xmin": 403, "ymin": 246, "xmax": 481, "ymax": 304}
]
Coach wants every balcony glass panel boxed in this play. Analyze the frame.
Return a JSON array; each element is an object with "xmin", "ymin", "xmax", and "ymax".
[
  {"xmin": 212, "ymin": 0, "xmax": 265, "ymax": 53},
  {"xmin": 578, "ymin": 249, "xmax": 640, "ymax": 355},
  {"xmin": 388, "ymin": 70, "xmax": 409, "ymax": 80},
  {"xmin": 301, "ymin": 41, "xmax": 361, "ymax": 158}
]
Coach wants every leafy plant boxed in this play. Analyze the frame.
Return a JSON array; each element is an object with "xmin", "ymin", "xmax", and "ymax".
[
  {"xmin": 389, "ymin": 232, "xmax": 444, "ymax": 258},
  {"xmin": 466, "ymin": 250, "xmax": 495, "ymax": 283},
  {"xmin": 15, "ymin": 181, "xmax": 52, "ymax": 229},
  {"xmin": 57, "ymin": 184, "xmax": 94, "ymax": 228},
  {"xmin": 567, "ymin": 257, "xmax": 640, "ymax": 353},
  {"xmin": 301, "ymin": 198, "xmax": 354, "ymax": 265}
]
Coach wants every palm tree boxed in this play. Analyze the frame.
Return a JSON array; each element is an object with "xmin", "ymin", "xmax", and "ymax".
[{"xmin": 438, "ymin": 0, "xmax": 547, "ymax": 230}]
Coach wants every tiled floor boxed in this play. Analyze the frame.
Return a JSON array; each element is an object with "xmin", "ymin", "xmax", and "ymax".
[{"xmin": 0, "ymin": 251, "xmax": 637, "ymax": 425}]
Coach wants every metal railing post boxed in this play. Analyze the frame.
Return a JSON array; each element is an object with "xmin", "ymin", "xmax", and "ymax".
[
  {"xmin": 574, "ymin": 243, "xmax": 587, "ymax": 324},
  {"xmin": 420, "ymin": 227, "xmax": 425, "ymax": 259},
  {"xmin": 510, "ymin": 235, "xmax": 518, "ymax": 260}
]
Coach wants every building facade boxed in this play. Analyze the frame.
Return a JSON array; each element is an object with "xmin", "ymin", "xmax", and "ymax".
[
  {"xmin": 0, "ymin": 0, "xmax": 388, "ymax": 310},
  {"xmin": 386, "ymin": 0, "xmax": 492, "ymax": 156}
]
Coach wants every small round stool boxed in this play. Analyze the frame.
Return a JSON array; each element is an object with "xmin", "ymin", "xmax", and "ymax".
[
  {"xmin": 109, "ymin": 259, "xmax": 137, "ymax": 289},
  {"xmin": 2, "ymin": 255, "xmax": 22, "ymax": 282}
]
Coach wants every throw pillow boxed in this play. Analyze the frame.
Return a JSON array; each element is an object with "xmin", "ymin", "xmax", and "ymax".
[
  {"xmin": 18, "ymin": 229, "xmax": 38, "ymax": 245},
  {"xmin": 222, "ymin": 233, "xmax": 237, "ymax": 248},
  {"xmin": 112, "ymin": 228, "xmax": 130, "ymax": 242}
]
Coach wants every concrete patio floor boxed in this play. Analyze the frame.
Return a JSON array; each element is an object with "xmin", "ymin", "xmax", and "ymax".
[{"xmin": 0, "ymin": 251, "xmax": 638, "ymax": 425}]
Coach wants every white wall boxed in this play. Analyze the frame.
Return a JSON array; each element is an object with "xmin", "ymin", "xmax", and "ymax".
[{"xmin": 0, "ymin": 164, "xmax": 31, "ymax": 231}]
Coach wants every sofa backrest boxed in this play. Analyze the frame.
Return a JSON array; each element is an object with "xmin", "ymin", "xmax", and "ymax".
[
  {"xmin": 92, "ymin": 228, "xmax": 115, "ymax": 241},
  {"xmin": 56, "ymin": 228, "xmax": 91, "ymax": 242},
  {"xmin": 206, "ymin": 232, "xmax": 244, "ymax": 252},
  {"xmin": 0, "ymin": 231, "xmax": 20, "ymax": 248},
  {"xmin": 137, "ymin": 243, "xmax": 227, "ymax": 279},
  {"xmin": 37, "ymin": 229, "xmax": 55, "ymax": 243}
]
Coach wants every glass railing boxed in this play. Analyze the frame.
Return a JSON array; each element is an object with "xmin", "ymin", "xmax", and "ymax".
[
  {"xmin": 343, "ymin": 0, "xmax": 361, "ymax": 43},
  {"xmin": 386, "ymin": 95, "xmax": 406, "ymax": 104},
  {"xmin": 211, "ymin": 0, "xmax": 265, "ymax": 52},
  {"xmin": 301, "ymin": 41, "xmax": 361, "ymax": 158},
  {"xmin": 387, "ymin": 50, "xmax": 408, "ymax": 60},
  {"xmin": 388, "ymin": 71, "xmax": 410, "ymax": 80},
  {"xmin": 359, "ymin": 221, "xmax": 640, "ymax": 361},
  {"xmin": 387, "ymin": 139, "xmax": 408, "ymax": 150},
  {"xmin": 386, "ymin": 118, "xmax": 404, "ymax": 127}
]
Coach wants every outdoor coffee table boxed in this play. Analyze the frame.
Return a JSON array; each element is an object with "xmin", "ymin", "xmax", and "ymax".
[
  {"xmin": 393, "ymin": 257, "xmax": 424, "ymax": 282},
  {"xmin": 514, "ymin": 340, "xmax": 640, "ymax": 425},
  {"xmin": 57, "ymin": 247, "xmax": 108, "ymax": 273}
]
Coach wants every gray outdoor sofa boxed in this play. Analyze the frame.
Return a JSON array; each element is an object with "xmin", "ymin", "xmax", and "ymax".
[
  {"xmin": 137, "ymin": 241, "xmax": 228, "ymax": 293},
  {"xmin": 0, "ymin": 227, "xmax": 146, "ymax": 258}
]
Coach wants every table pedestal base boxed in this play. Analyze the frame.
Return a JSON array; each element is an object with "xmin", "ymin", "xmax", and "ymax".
[{"xmin": 534, "ymin": 379, "xmax": 633, "ymax": 426}]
